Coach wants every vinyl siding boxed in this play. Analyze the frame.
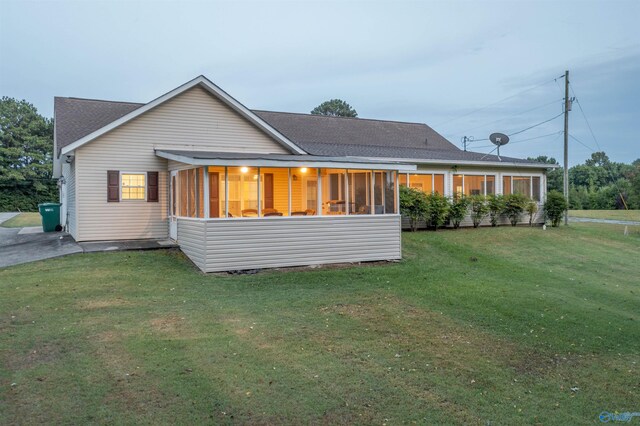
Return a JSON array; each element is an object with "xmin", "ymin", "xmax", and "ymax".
[
  {"xmin": 177, "ymin": 215, "xmax": 401, "ymax": 272},
  {"xmin": 177, "ymin": 219, "xmax": 206, "ymax": 270},
  {"xmin": 73, "ymin": 86, "xmax": 290, "ymax": 241}
]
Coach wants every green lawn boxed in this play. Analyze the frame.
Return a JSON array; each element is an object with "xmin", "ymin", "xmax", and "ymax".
[
  {"xmin": 0, "ymin": 212, "xmax": 42, "ymax": 228},
  {"xmin": 570, "ymin": 209, "xmax": 640, "ymax": 222},
  {"xmin": 1, "ymin": 224, "xmax": 638, "ymax": 424}
]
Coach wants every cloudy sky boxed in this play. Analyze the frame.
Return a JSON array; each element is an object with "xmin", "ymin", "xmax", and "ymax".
[{"xmin": 1, "ymin": 0, "xmax": 638, "ymax": 165}]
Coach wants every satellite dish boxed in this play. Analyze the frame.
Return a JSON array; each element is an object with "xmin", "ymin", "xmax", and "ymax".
[{"xmin": 489, "ymin": 132, "xmax": 510, "ymax": 160}]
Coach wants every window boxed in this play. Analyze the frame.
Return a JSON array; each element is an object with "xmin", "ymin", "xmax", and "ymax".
[
  {"xmin": 121, "ymin": 173, "xmax": 146, "ymax": 200},
  {"xmin": 453, "ymin": 174, "xmax": 496, "ymax": 197},
  {"xmin": 503, "ymin": 175, "xmax": 541, "ymax": 201}
]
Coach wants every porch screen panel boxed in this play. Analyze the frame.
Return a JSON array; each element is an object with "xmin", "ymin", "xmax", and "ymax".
[
  {"xmin": 513, "ymin": 176, "xmax": 531, "ymax": 198},
  {"xmin": 434, "ymin": 174, "xmax": 444, "ymax": 194},
  {"xmin": 261, "ymin": 168, "xmax": 289, "ymax": 216},
  {"xmin": 532, "ymin": 177, "xmax": 541, "ymax": 201},
  {"xmin": 187, "ymin": 168, "xmax": 196, "ymax": 217},
  {"xmin": 409, "ymin": 174, "xmax": 432, "ymax": 192},
  {"xmin": 291, "ymin": 167, "xmax": 317, "ymax": 216},
  {"xmin": 321, "ymin": 169, "xmax": 347, "ymax": 215},
  {"xmin": 484, "ymin": 175, "xmax": 495, "ymax": 195},
  {"xmin": 197, "ymin": 167, "xmax": 204, "ymax": 218},
  {"xmin": 374, "ymin": 171, "xmax": 397, "ymax": 214},
  {"xmin": 503, "ymin": 176, "xmax": 512, "ymax": 195},
  {"xmin": 179, "ymin": 170, "xmax": 188, "ymax": 216},
  {"xmin": 227, "ymin": 167, "xmax": 258, "ymax": 217},
  {"xmin": 207, "ymin": 166, "xmax": 225, "ymax": 218},
  {"xmin": 453, "ymin": 174, "xmax": 463, "ymax": 197},
  {"xmin": 464, "ymin": 175, "xmax": 484, "ymax": 196},
  {"xmin": 348, "ymin": 170, "xmax": 371, "ymax": 214}
]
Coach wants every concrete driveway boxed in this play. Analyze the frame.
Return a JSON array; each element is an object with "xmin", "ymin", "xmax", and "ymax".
[{"xmin": 0, "ymin": 213, "xmax": 83, "ymax": 268}]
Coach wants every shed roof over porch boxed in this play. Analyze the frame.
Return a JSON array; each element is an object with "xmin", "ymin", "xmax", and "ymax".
[{"xmin": 155, "ymin": 149, "xmax": 417, "ymax": 171}]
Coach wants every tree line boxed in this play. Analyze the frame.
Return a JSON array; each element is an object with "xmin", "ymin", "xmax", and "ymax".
[{"xmin": 528, "ymin": 153, "xmax": 640, "ymax": 209}]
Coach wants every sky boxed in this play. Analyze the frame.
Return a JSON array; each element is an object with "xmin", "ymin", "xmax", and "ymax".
[{"xmin": 1, "ymin": 0, "xmax": 638, "ymax": 166}]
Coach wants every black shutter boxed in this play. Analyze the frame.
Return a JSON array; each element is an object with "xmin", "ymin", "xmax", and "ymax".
[
  {"xmin": 107, "ymin": 171, "xmax": 119, "ymax": 202},
  {"xmin": 147, "ymin": 171, "xmax": 159, "ymax": 202}
]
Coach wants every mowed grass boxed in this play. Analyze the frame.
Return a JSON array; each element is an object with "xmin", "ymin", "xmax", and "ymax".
[
  {"xmin": 570, "ymin": 209, "xmax": 640, "ymax": 222},
  {"xmin": 1, "ymin": 224, "xmax": 638, "ymax": 425},
  {"xmin": 0, "ymin": 213, "xmax": 42, "ymax": 228}
]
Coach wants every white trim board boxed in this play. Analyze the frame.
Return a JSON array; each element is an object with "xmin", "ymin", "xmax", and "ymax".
[{"xmin": 60, "ymin": 75, "xmax": 306, "ymax": 157}]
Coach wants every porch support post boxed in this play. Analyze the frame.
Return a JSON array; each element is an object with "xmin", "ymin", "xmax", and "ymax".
[
  {"xmin": 203, "ymin": 167, "xmax": 210, "ymax": 218},
  {"xmin": 317, "ymin": 168, "xmax": 322, "ymax": 216},
  {"xmin": 370, "ymin": 170, "xmax": 375, "ymax": 215},
  {"xmin": 288, "ymin": 168, "xmax": 292, "ymax": 216},
  {"xmin": 257, "ymin": 167, "xmax": 261, "ymax": 217},
  {"xmin": 224, "ymin": 166, "xmax": 229, "ymax": 218}
]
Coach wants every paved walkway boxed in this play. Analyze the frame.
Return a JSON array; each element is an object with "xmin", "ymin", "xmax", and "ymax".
[
  {"xmin": 1, "ymin": 212, "xmax": 178, "ymax": 268},
  {"xmin": 569, "ymin": 216, "xmax": 640, "ymax": 226}
]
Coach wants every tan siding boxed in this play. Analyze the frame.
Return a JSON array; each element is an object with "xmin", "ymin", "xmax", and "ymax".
[
  {"xmin": 74, "ymin": 86, "xmax": 290, "ymax": 241},
  {"xmin": 191, "ymin": 215, "xmax": 401, "ymax": 272},
  {"xmin": 177, "ymin": 219, "xmax": 206, "ymax": 270}
]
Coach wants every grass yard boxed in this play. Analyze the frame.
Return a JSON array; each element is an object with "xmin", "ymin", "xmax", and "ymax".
[
  {"xmin": 570, "ymin": 209, "xmax": 640, "ymax": 222},
  {"xmin": 0, "ymin": 212, "xmax": 42, "ymax": 228},
  {"xmin": 1, "ymin": 224, "xmax": 638, "ymax": 424}
]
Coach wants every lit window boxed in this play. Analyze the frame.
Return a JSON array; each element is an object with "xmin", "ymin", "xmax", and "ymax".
[
  {"xmin": 121, "ymin": 173, "xmax": 146, "ymax": 200},
  {"xmin": 453, "ymin": 174, "xmax": 496, "ymax": 197}
]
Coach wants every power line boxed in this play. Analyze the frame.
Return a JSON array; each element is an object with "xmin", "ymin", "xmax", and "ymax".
[
  {"xmin": 434, "ymin": 75, "xmax": 564, "ymax": 127},
  {"xmin": 473, "ymin": 130, "xmax": 563, "ymax": 149},
  {"xmin": 569, "ymin": 134, "xmax": 596, "ymax": 152},
  {"xmin": 508, "ymin": 112, "xmax": 564, "ymax": 137},
  {"xmin": 454, "ymin": 98, "xmax": 563, "ymax": 135},
  {"xmin": 569, "ymin": 84, "xmax": 602, "ymax": 151}
]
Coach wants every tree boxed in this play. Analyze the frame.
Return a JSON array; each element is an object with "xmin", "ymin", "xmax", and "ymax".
[
  {"xmin": 544, "ymin": 191, "xmax": 567, "ymax": 227},
  {"xmin": 311, "ymin": 99, "xmax": 358, "ymax": 117},
  {"xmin": 526, "ymin": 200, "xmax": 538, "ymax": 226},
  {"xmin": 0, "ymin": 97, "xmax": 56, "ymax": 210}
]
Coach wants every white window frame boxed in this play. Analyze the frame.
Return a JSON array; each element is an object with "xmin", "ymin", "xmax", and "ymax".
[
  {"xmin": 120, "ymin": 171, "xmax": 147, "ymax": 201},
  {"xmin": 403, "ymin": 172, "xmax": 447, "ymax": 194},
  {"xmin": 503, "ymin": 174, "xmax": 542, "ymax": 201}
]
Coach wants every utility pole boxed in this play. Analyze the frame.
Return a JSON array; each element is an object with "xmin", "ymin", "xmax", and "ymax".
[{"xmin": 563, "ymin": 70, "xmax": 570, "ymax": 226}]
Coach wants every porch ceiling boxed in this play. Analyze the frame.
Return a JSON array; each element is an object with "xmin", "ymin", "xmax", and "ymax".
[{"xmin": 155, "ymin": 149, "xmax": 417, "ymax": 171}]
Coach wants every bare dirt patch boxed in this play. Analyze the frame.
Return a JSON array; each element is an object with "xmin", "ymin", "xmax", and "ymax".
[
  {"xmin": 149, "ymin": 315, "xmax": 185, "ymax": 334},
  {"xmin": 2, "ymin": 341, "xmax": 63, "ymax": 371}
]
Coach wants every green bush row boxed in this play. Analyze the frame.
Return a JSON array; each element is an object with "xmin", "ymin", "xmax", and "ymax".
[{"xmin": 399, "ymin": 186, "xmax": 567, "ymax": 231}]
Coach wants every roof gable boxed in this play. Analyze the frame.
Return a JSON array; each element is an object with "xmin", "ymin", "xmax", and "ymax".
[{"xmin": 57, "ymin": 75, "xmax": 305, "ymax": 156}]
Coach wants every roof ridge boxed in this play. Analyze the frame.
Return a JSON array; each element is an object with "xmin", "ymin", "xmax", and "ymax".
[
  {"xmin": 302, "ymin": 140, "xmax": 458, "ymax": 152},
  {"xmin": 252, "ymin": 109, "xmax": 430, "ymax": 127},
  {"xmin": 58, "ymin": 96, "xmax": 145, "ymax": 105}
]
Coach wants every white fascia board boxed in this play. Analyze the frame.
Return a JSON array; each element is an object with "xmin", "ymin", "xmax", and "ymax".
[
  {"xmin": 366, "ymin": 157, "xmax": 558, "ymax": 169},
  {"xmin": 60, "ymin": 75, "xmax": 306, "ymax": 156},
  {"xmin": 157, "ymin": 151, "xmax": 417, "ymax": 171}
]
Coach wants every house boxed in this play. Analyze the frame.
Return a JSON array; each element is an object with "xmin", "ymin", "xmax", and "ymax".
[{"xmin": 53, "ymin": 75, "xmax": 553, "ymax": 272}]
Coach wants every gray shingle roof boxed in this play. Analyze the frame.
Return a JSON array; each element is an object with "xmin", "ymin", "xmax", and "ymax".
[
  {"xmin": 54, "ymin": 96, "xmax": 548, "ymax": 167},
  {"xmin": 55, "ymin": 97, "xmax": 143, "ymax": 154}
]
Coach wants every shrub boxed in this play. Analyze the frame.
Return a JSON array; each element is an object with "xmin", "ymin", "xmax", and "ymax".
[
  {"xmin": 502, "ymin": 193, "xmax": 528, "ymax": 226},
  {"xmin": 487, "ymin": 194, "xmax": 505, "ymax": 227},
  {"xmin": 526, "ymin": 200, "xmax": 538, "ymax": 226},
  {"xmin": 470, "ymin": 195, "xmax": 489, "ymax": 228},
  {"xmin": 399, "ymin": 186, "xmax": 427, "ymax": 231},
  {"xmin": 448, "ymin": 195, "xmax": 470, "ymax": 229},
  {"xmin": 425, "ymin": 192, "xmax": 450, "ymax": 231},
  {"xmin": 544, "ymin": 190, "xmax": 568, "ymax": 227}
]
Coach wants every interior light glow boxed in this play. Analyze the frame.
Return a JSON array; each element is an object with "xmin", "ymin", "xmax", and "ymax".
[
  {"xmin": 240, "ymin": 166, "xmax": 249, "ymax": 173},
  {"xmin": 300, "ymin": 167, "xmax": 308, "ymax": 173}
]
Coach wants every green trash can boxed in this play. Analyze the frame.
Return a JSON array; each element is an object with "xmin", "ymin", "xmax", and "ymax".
[{"xmin": 38, "ymin": 203, "xmax": 61, "ymax": 232}]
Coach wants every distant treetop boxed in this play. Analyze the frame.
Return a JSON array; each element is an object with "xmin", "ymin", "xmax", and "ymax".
[{"xmin": 311, "ymin": 99, "xmax": 358, "ymax": 118}]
